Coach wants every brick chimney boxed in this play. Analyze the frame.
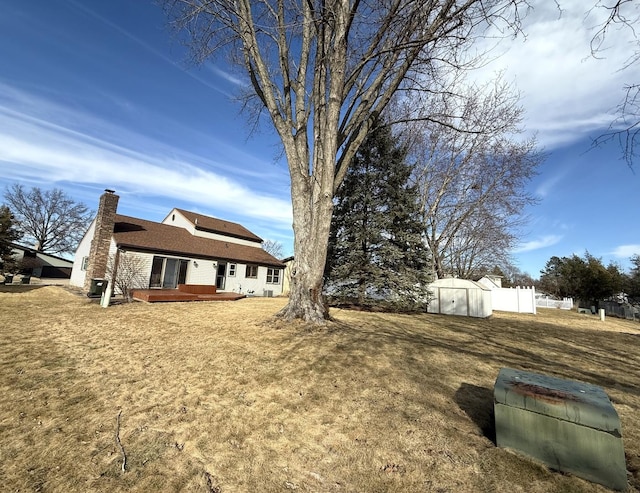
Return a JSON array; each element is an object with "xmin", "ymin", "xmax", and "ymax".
[{"xmin": 84, "ymin": 189, "xmax": 119, "ymax": 291}]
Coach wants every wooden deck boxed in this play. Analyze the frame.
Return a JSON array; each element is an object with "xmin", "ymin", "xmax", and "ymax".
[{"xmin": 131, "ymin": 289, "xmax": 246, "ymax": 303}]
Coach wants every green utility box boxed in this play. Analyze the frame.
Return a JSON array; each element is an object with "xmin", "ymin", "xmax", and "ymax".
[
  {"xmin": 494, "ymin": 368, "xmax": 627, "ymax": 490},
  {"xmin": 88, "ymin": 278, "xmax": 107, "ymax": 298}
]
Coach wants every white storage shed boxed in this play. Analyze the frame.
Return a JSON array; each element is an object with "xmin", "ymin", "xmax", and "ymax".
[{"xmin": 427, "ymin": 278, "xmax": 493, "ymax": 318}]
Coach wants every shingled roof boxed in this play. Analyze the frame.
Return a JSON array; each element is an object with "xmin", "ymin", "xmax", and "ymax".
[
  {"xmin": 174, "ymin": 208, "xmax": 263, "ymax": 243},
  {"xmin": 112, "ymin": 214, "xmax": 284, "ymax": 268}
]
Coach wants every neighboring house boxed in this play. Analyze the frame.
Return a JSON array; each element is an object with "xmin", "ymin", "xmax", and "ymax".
[
  {"xmin": 281, "ymin": 256, "xmax": 294, "ymax": 296},
  {"xmin": 478, "ymin": 274, "xmax": 503, "ymax": 288},
  {"xmin": 2, "ymin": 242, "xmax": 73, "ymax": 279},
  {"xmin": 70, "ymin": 190, "xmax": 285, "ymax": 296}
]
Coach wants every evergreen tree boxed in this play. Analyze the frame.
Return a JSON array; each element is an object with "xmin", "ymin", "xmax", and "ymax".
[
  {"xmin": 0, "ymin": 205, "xmax": 20, "ymax": 273},
  {"xmin": 539, "ymin": 252, "xmax": 627, "ymax": 305},
  {"xmin": 628, "ymin": 255, "xmax": 640, "ymax": 306},
  {"xmin": 325, "ymin": 121, "xmax": 430, "ymax": 311}
]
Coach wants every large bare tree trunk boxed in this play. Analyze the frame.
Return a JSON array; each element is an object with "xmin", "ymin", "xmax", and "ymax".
[
  {"xmin": 278, "ymin": 191, "xmax": 333, "ymax": 321},
  {"xmin": 275, "ymin": 0, "xmax": 347, "ymax": 322},
  {"xmin": 276, "ymin": 101, "xmax": 341, "ymax": 322}
]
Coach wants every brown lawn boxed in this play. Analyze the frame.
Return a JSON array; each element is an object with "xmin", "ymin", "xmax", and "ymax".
[{"xmin": 0, "ymin": 285, "xmax": 639, "ymax": 492}]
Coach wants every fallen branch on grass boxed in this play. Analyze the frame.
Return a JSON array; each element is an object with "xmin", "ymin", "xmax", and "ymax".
[
  {"xmin": 115, "ymin": 410, "xmax": 126, "ymax": 473},
  {"xmin": 204, "ymin": 471, "xmax": 222, "ymax": 493}
]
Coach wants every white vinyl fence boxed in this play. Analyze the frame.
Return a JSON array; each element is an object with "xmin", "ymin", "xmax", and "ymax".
[
  {"xmin": 490, "ymin": 286, "xmax": 537, "ymax": 314},
  {"xmin": 536, "ymin": 296, "xmax": 574, "ymax": 310}
]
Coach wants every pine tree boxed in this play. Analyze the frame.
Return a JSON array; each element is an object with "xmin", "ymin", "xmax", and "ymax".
[
  {"xmin": 628, "ymin": 255, "xmax": 640, "ymax": 306},
  {"xmin": 0, "ymin": 205, "xmax": 20, "ymax": 273},
  {"xmin": 325, "ymin": 121, "xmax": 431, "ymax": 311}
]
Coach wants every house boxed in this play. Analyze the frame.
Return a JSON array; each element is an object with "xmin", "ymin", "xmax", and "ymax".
[
  {"xmin": 2, "ymin": 242, "xmax": 73, "ymax": 280},
  {"xmin": 70, "ymin": 190, "xmax": 285, "ymax": 297},
  {"xmin": 281, "ymin": 256, "xmax": 294, "ymax": 296},
  {"xmin": 477, "ymin": 274, "xmax": 503, "ymax": 288}
]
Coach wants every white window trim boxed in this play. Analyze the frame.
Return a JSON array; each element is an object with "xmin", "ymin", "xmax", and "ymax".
[
  {"xmin": 245, "ymin": 264, "xmax": 258, "ymax": 279},
  {"xmin": 266, "ymin": 268, "xmax": 281, "ymax": 284}
]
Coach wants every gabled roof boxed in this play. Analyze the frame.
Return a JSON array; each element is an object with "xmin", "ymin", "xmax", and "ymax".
[
  {"xmin": 429, "ymin": 277, "xmax": 492, "ymax": 291},
  {"xmin": 8, "ymin": 242, "xmax": 74, "ymax": 265},
  {"xmin": 477, "ymin": 276, "xmax": 501, "ymax": 289},
  {"xmin": 173, "ymin": 208, "xmax": 263, "ymax": 243},
  {"xmin": 113, "ymin": 214, "xmax": 284, "ymax": 268}
]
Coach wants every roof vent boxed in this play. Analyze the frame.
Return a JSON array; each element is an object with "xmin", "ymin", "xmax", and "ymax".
[{"xmin": 105, "ymin": 189, "xmax": 115, "ymax": 194}]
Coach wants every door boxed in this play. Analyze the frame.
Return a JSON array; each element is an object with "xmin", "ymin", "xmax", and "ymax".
[
  {"xmin": 149, "ymin": 257, "xmax": 164, "ymax": 288},
  {"xmin": 150, "ymin": 256, "xmax": 189, "ymax": 289},
  {"xmin": 177, "ymin": 259, "xmax": 188, "ymax": 285},
  {"xmin": 440, "ymin": 288, "xmax": 468, "ymax": 316},
  {"xmin": 162, "ymin": 258, "xmax": 179, "ymax": 288},
  {"xmin": 216, "ymin": 262, "xmax": 226, "ymax": 290}
]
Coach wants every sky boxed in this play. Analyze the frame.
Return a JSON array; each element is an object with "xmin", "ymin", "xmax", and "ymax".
[{"xmin": 0, "ymin": 0, "xmax": 638, "ymax": 278}]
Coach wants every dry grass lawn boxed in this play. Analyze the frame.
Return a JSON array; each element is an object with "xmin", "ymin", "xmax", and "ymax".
[{"xmin": 1, "ymin": 285, "xmax": 639, "ymax": 492}]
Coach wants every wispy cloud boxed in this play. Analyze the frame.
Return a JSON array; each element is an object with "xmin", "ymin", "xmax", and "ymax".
[
  {"xmin": 474, "ymin": 0, "xmax": 634, "ymax": 148},
  {"xmin": 206, "ymin": 64, "xmax": 248, "ymax": 88},
  {"xmin": 64, "ymin": 0, "xmax": 232, "ymax": 97},
  {"xmin": 610, "ymin": 244, "xmax": 640, "ymax": 258},
  {"xmin": 513, "ymin": 234, "xmax": 563, "ymax": 253},
  {"xmin": 0, "ymin": 83, "xmax": 292, "ymax": 227},
  {"xmin": 535, "ymin": 169, "xmax": 570, "ymax": 198}
]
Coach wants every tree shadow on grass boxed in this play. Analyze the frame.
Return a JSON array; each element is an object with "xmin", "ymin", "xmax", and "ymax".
[
  {"xmin": 327, "ymin": 311, "xmax": 640, "ymax": 401},
  {"xmin": 454, "ymin": 383, "xmax": 496, "ymax": 445},
  {"xmin": 0, "ymin": 284, "xmax": 48, "ymax": 293}
]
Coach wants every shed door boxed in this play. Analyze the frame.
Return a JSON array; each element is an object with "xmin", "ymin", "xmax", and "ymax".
[{"xmin": 440, "ymin": 288, "xmax": 468, "ymax": 316}]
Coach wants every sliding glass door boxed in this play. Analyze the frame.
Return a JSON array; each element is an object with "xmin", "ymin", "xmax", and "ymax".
[{"xmin": 149, "ymin": 256, "xmax": 188, "ymax": 288}]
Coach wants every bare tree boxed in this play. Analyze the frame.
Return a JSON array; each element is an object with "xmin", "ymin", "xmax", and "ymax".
[
  {"xmin": 262, "ymin": 239, "xmax": 284, "ymax": 259},
  {"xmin": 164, "ymin": 0, "xmax": 527, "ymax": 323},
  {"xmin": 439, "ymin": 209, "xmax": 516, "ymax": 279},
  {"xmin": 3, "ymin": 184, "xmax": 93, "ymax": 255},
  {"xmin": 106, "ymin": 251, "xmax": 148, "ymax": 302},
  {"xmin": 587, "ymin": 0, "xmax": 640, "ymax": 167},
  {"xmin": 404, "ymin": 77, "xmax": 542, "ymax": 279}
]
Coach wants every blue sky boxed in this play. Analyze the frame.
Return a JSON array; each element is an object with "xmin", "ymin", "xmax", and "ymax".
[{"xmin": 1, "ymin": 0, "xmax": 638, "ymax": 278}]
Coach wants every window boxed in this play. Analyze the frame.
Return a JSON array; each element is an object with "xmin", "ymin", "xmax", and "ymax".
[
  {"xmin": 228, "ymin": 263, "xmax": 236, "ymax": 277},
  {"xmin": 266, "ymin": 268, "xmax": 280, "ymax": 284},
  {"xmin": 81, "ymin": 256, "xmax": 89, "ymax": 271},
  {"xmin": 245, "ymin": 264, "xmax": 258, "ymax": 278}
]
